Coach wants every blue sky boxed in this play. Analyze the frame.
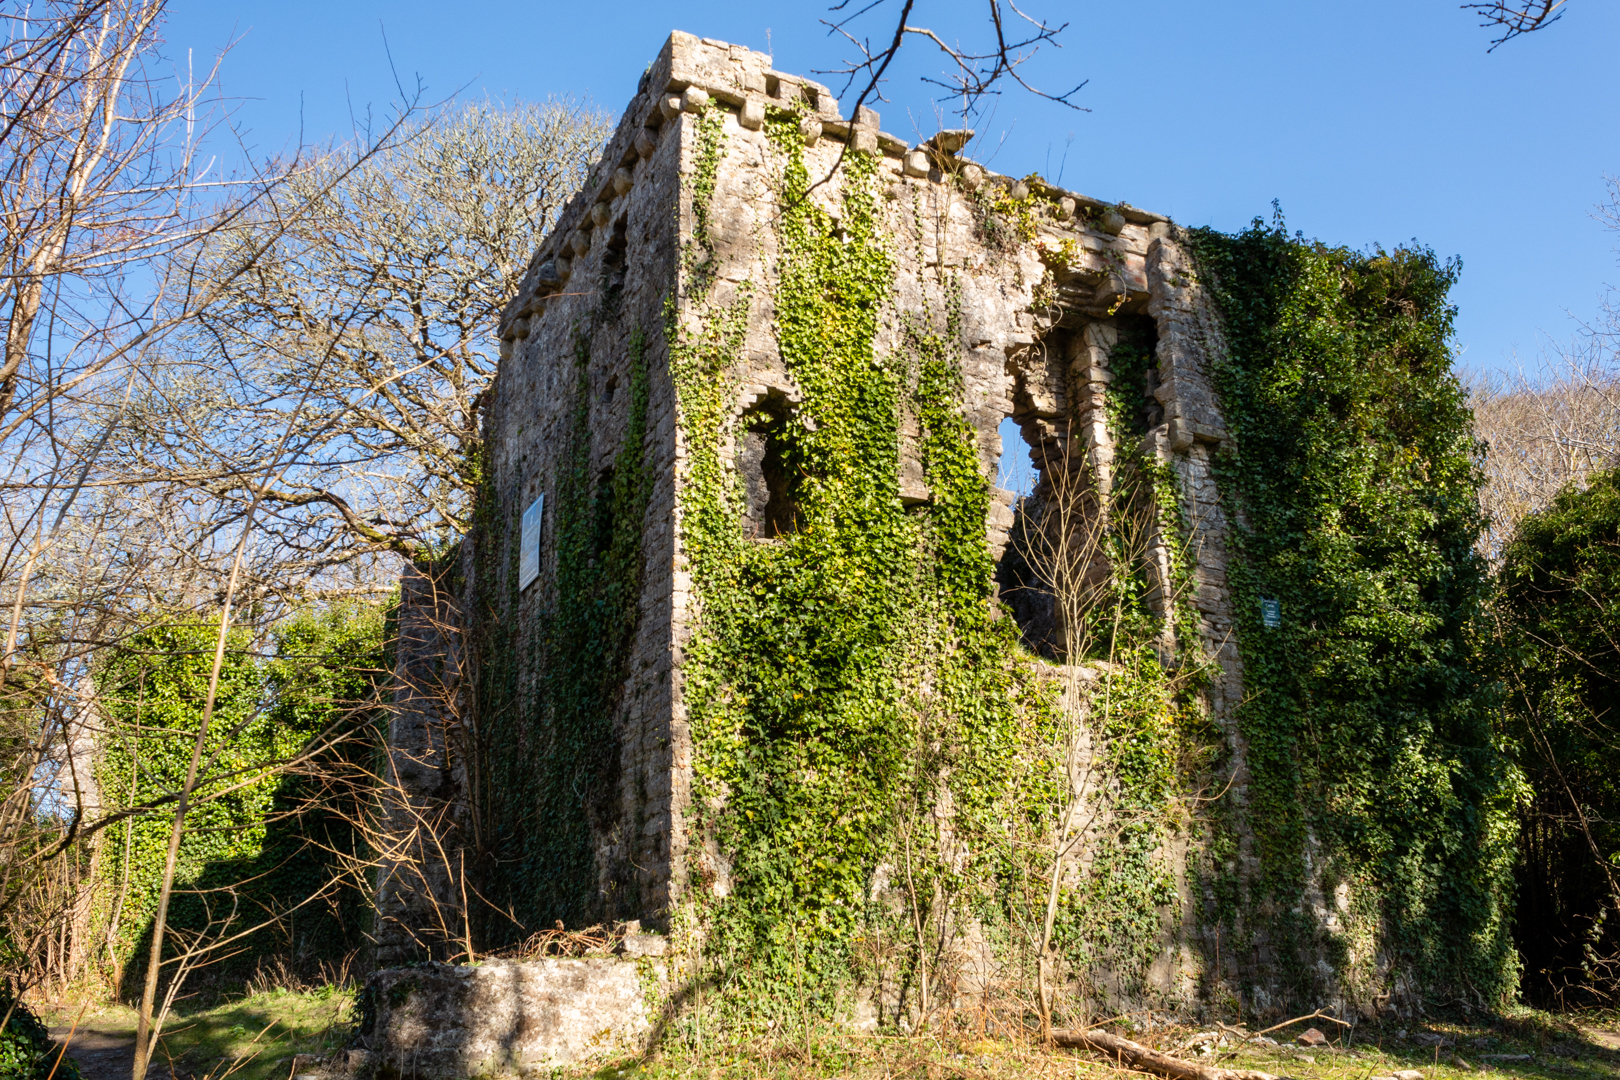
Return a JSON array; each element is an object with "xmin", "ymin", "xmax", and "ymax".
[{"xmin": 164, "ymin": 0, "xmax": 1620, "ymax": 377}]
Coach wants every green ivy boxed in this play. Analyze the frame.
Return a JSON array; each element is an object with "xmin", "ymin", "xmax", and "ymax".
[
  {"xmin": 1494, "ymin": 466, "xmax": 1620, "ymax": 1002},
  {"xmin": 659, "ymin": 107, "xmax": 1195, "ymax": 1032},
  {"xmin": 1186, "ymin": 215, "xmax": 1518, "ymax": 1007},
  {"xmin": 476, "ymin": 323, "xmax": 654, "ymax": 937},
  {"xmin": 0, "ymin": 992, "xmax": 80, "ymax": 1080},
  {"xmin": 96, "ymin": 602, "xmax": 388, "ymax": 987}
]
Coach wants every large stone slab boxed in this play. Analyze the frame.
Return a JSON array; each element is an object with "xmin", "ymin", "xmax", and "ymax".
[{"xmin": 347, "ymin": 959, "xmax": 654, "ymax": 1078}]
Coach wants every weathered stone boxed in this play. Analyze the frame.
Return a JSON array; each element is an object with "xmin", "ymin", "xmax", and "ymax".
[
  {"xmin": 925, "ymin": 128, "xmax": 974, "ymax": 155},
  {"xmin": 347, "ymin": 960, "xmax": 652, "ymax": 1077},
  {"xmin": 680, "ymin": 86, "xmax": 709, "ymax": 112},
  {"xmin": 617, "ymin": 932, "xmax": 668, "ymax": 958},
  {"xmin": 397, "ymin": 28, "xmax": 1340, "ymax": 1030},
  {"xmin": 613, "ymin": 166, "xmax": 634, "ymax": 195},
  {"xmin": 739, "ymin": 97, "xmax": 765, "ymax": 130},
  {"xmin": 1297, "ymin": 1027, "xmax": 1329, "ymax": 1047},
  {"xmin": 591, "ymin": 201, "xmax": 611, "ymax": 227}
]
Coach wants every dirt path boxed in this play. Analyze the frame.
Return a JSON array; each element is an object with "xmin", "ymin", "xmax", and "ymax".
[{"xmin": 50, "ymin": 1023, "xmax": 142, "ymax": 1080}]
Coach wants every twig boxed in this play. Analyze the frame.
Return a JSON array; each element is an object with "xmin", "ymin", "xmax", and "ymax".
[{"xmin": 1253, "ymin": 1010, "xmax": 1352, "ymax": 1038}]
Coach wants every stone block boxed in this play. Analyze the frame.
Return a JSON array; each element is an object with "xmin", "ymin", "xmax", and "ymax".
[
  {"xmin": 348, "ymin": 960, "xmax": 652, "ymax": 1076},
  {"xmin": 739, "ymin": 97, "xmax": 765, "ymax": 130},
  {"xmin": 681, "ymin": 86, "xmax": 710, "ymax": 112},
  {"xmin": 903, "ymin": 150, "xmax": 929, "ymax": 177}
]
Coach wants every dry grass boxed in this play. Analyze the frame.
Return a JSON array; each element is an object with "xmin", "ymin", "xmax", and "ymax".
[
  {"xmin": 42, "ymin": 991, "xmax": 1620, "ymax": 1080},
  {"xmin": 578, "ymin": 1013, "xmax": 1620, "ymax": 1080}
]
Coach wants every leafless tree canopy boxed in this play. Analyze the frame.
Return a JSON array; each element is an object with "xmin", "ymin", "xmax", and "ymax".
[
  {"xmin": 1469, "ymin": 175, "xmax": 1620, "ymax": 558},
  {"xmin": 150, "ymin": 100, "xmax": 611, "ymax": 564}
]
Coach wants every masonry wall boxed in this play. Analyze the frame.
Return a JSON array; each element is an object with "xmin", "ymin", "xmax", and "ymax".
[
  {"xmin": 464, "ymin": 55, "xmax": 687, "ymax": 935},
  {"xmin": 424, "ymin": 30, "xmax": 1361, "ymax": 1016}
]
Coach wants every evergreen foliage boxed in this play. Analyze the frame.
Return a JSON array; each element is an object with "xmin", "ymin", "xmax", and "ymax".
[
  {"xmin": 96, "ymin": 602, "xmax": 388, "ymax": 986},
  {"xmin": 0, "ymin": 993, "xmax": 80, "ymax": 1080},
  {"xmin": 1188, "ymin": 216, "xmax": 1519, "ymax": 1007},
  {"xmin": 1496, "ymin": 467, "xmax": 1620, "ymax": 1002}
]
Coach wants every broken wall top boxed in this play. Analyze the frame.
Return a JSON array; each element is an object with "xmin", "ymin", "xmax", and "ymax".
[{"xmin": 496, "ymin": 30, "xmax": 1173, "ymax": 349}]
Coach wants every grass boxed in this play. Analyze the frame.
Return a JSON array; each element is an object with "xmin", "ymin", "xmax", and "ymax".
[
  {"xmin": 42, "ymin": 992, "xmax": 1620, "ymax": 1080},
  {"xmin": 565, "ymin": 1011, "xmax": 1620, "ymax": 1080},
  {"xmin": 46, "ymin": 986, "xmax": 353, "ymax": 1080}
]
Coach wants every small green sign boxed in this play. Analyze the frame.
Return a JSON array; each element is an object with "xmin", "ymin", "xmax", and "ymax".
[{"xmin": 1260, "ymin": 597, "xmax": 1281, "ymax": 629}]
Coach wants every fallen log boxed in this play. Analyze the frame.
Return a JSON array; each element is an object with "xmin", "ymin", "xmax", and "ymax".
[{"xmin": 1051, "ymin": 1029, "xmax": 1279, "ymax": 1080}]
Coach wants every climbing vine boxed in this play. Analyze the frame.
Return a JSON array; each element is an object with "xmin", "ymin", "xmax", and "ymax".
[
  {"xmin": 96, "ymin": 602, "xmax": 388, "ymax": 986},
  {"xmin": 476, "ymin": 322, "xmax": 654, "ymax": 936},
  {"xmin": 1185, "ymin": 215, "xmax": 1518, "ymax": 1007},
  {"xmin": 661, "ymin": 104, "xmax": 1199, "ymax": 1031}
]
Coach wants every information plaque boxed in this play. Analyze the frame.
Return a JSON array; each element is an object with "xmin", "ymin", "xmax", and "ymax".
[{"xmin": 519, "ymin": 494, "xmax": 544, "ymax": 591}]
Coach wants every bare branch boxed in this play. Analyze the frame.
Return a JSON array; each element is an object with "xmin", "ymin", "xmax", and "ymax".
[{"xmin": 1463, "ymin": 0, "xmax": 1567, "ymax": 50}]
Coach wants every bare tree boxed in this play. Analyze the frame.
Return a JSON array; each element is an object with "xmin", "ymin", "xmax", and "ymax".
[
  {"xmin": 819, "ymin": 0, "xmax": 1086, "ymax": 125},
  {"xmin": 1470, "ymin": 357, "xmax": 1620, "ymax": 560},
  {"xmin": 1006, "ymin": 441, "xmax": 1203, "ymax": 1038},
  {"xmin": 163, "ymin": 100, "xmax": 611, "ymax": 562},
  {"xmin": 0, "ymin": 0, "xmax": 439, "ymax": 1037},
  {"xmin": 1469, "ymin": 175, "xmax": 1620, "ymax": 559}
]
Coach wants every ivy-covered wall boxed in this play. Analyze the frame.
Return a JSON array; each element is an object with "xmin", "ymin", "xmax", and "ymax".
[
  {"xmin": 465, "ymin": 54, "xmax": 685, "ymax": 946},
  {"xmin": 451, "ymin": 30, "xmax": 1518, "ymax": 1032},
  {"xmin": 1188, "ymin": 218, "xmax": 1517, "ymax": 1011}
]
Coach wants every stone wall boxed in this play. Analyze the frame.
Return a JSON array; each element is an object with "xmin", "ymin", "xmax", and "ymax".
[
  {"xmin": 406, "ymin": 29, "xmax": 1287, "ymax": 1014},
  {"xmin": 347, "ymin": 957, "xmax": 656, "ymax": 1078},
  {"xmin": 375, "ymin": 564, "xmax": 467, "ymax": 966}
]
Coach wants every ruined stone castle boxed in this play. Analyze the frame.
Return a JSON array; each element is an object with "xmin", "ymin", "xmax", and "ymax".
[{"xmin": 373, "ymin": 30, "xmax": 1506, "ymax": 1030}]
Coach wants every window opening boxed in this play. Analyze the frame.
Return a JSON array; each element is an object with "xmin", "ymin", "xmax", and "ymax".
[
  {"xmin": 994, "ymin": 416, "xmax": 1063, "ymax": 657},
  {"xmin": 738, "ymin": 398, "xmax": 798, "ymax": 539}
]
